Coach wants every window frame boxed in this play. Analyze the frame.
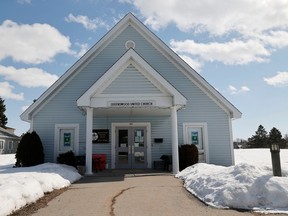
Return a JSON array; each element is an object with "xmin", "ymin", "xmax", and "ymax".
[{"xmin": 183, "ymin": 122, "xmax": 209, "ymax": 163}]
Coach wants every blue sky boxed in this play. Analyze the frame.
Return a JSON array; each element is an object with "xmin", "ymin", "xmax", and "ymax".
[{"xmin": 1, "ymin": 0, "xmax": 288, "ymax": 139}]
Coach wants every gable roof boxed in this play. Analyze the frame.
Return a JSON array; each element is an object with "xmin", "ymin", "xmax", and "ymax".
[
  {"xmin": 21, "ymin": 12, "xmax": 241, "ymax": 122},
  {"xmin": 0, "ymin": 127, "xmax": 19, "ymax": 139},
  {"xmin": 77, "ymin": 48, "xmax": 187, "ymax": 107}
]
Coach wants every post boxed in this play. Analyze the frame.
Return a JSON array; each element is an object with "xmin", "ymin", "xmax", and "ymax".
[
  {"xmin": 270, "ymin": 143, "xmax": 282, "ymax": 177},
  {"xmin": 171, "ymin": 106, "xmax": 179, "ymax": 174},
  {"xmin": 85, "ymin": 107, "xmax": 93, "ymax": 175}
]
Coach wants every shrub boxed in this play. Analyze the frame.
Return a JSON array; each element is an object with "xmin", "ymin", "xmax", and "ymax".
[
  {"xmin": 15, "ymin": 131, "xmax": 44, "ymax": 167},
  {"xmin": 57, "ymin": 151, "xmax": 77, "ymax": 168},
  {"xmin": 179, "ymin": 144, "xmax": 198, "ymax": 171}
]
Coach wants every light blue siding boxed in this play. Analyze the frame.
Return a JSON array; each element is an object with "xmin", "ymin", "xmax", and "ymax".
[
  {"xmin": 32, "ymin": 24, "xmax": 233, "ymax": 166},
  {"xmin": 102, "ymin": 64, "xmax": 161, "ymax": 94}
]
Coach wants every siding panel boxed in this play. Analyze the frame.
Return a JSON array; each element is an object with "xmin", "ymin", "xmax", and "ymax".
[{"xmin": 102, "ymin": 64, "xmax": 161, "ymax": 94}]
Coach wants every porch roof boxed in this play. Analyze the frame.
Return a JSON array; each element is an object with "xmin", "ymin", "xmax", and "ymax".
[{"xmin": 77, "ymin": 49, "xmax": 187, "ymax": 110}]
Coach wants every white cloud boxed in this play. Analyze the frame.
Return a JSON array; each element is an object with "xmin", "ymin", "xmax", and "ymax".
[
  {"xmin": 122, "ymin": 0, "xmax": 288, "ymax": 66},
  {"xmin": 0, "ymin": 65, "xmax": 59, "ymax": 88},
  {"xmin": 0, "ymin": 82, "xmax": 24, "ymax": 101},
  {"xmin": 0, "ymin": 20, "xmax": 71, "ymax": 64},
  {"xmin": 264, "ymin": 72, "xmax": 288, "ymax": 87},
  {"xmin": 123, "ymin": 0, "xmax": 288, "ymax": 36},
  {"xmin": 21, "ymin": 105, "xmax": 30, "ymax": 112},
  {"xmin": 178, "ymin": 55, "xmax": 202, "ymax": 72},
  {"xmin": 74, "ymin": 42, "xmax": 89, "ymax": 58},
  {"xmin": 228, "ymin": 85, "xmax": 250, "ymax": 95},
  {"xmin": 65, "ymin": 14, "xmax": 108, "ymax": 30},
  {"xmin": 17, "ymin": 0, "xmax": 31, "ymax": 4},
  {"xmin": 170, "ymin": 39, "xmax": 270, "ymax": 65},
  {"xmin": 259, "ymin": 31, "xmax": 288, "ymax": 49}
]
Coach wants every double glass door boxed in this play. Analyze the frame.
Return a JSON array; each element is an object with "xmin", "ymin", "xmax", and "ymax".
[{"xmin": 115, "ymin": 127, "xmax": 147, "ymax": 169}]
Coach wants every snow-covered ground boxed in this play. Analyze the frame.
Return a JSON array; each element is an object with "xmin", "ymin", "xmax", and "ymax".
[
  {"xmin": 1, "ymin": 149, "xmax": 287, "ymax": 216},
  {"xmin": 0, "ymin": 155, "xmax": 81, "ymax": 216},
  {"xmin": 177, "ymin": 149, "xmax": 288, "ymax": 214}
]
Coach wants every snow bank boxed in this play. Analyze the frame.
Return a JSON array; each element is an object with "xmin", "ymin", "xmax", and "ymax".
[
  {"xmin": 1, "ymin": 149, "xmax": 287, "ymax": 215},
  {"xmin": 0, "ymin": 159, "xmax": 81, "ymax": 216},
  {"xmin": 177, "ymin": 149, "xmax": 288, "ymax": 213},
  {"xmin": 0, "ymin": 154, "xmax": 17, "ymax": 170}
]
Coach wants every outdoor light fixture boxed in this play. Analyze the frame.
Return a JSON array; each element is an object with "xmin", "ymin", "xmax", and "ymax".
[
  {"xmin": 270, "ymin": 143, "xmax": 282, "ymax": 177},
  {"xmin": 270, "ymin": 143, "xmax": 280, "ymax": 152}
]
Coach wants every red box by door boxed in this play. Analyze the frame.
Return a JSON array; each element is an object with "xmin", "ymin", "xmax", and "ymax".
[{"xmin": 92, "ymin": 154, "xmax": 106, "ymax": 172}]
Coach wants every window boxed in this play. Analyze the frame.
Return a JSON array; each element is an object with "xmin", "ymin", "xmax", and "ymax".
[
  {"xmin": 183, "ymin": 123, "xmax": 209, "ymax": 163},
  {"xmin": 0, "ymin": 140, "xmax": 4, "ymax": 149},
  {"xmin": 8, "ymin": 141, "xmax": 13, "ymax": 150},
  {"xmin": 54, "ymin": 124, "xmax": 79, "ymax": 162}
]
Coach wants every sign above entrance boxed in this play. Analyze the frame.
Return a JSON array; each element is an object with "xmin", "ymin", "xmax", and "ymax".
[{"xmin": 108, "ymin": 101, "xmax": 155, "ymax": 108}]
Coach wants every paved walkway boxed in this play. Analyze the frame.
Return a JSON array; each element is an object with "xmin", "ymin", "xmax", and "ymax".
[{"xmin": 32, "ymin": 170, "xmax": 261, "ymax": 216}]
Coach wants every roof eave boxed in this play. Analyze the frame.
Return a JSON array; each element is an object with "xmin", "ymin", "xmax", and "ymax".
[
  {"xmin": 20, "ymin": 12, "xmax": 241, "ymax": 123},
  {"xmin": 125, "ymin": 13, "xmax": 242, "ymax": 120}
]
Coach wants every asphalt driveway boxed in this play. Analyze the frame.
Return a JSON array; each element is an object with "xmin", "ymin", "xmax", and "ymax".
[{"xmin": 31, "ymin": 171, "xmax": 264, "ymax": 216}]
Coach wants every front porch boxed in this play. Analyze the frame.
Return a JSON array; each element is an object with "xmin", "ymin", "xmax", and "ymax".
[
  {"xmin": 83, "ymin": 107, "xmax": 182, "ymax": 175},
  {"xmin": 76, "ymin": 49, "xmax": 187, "ymax": 175}
]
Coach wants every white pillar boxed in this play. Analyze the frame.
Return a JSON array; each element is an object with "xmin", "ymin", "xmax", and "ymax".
[
  {"xmin": 171, "ymin": 106, "xmax": 179, "ymax": 174},
  {"xmin": 85, "ymin": 107, "xmax": 93, "ymax": 175}
]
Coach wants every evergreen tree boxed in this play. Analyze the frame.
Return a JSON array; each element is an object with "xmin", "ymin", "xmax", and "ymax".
[
  {"xmin": 0, "ymin": 97, "xmax": 8, "ymax": 128},
  {"xmin": 268, "ymin": 127, "xmax": 286, "ymax": 149},
  {"xmin": 247, "ymin": 125, "xmax": 268, "ymax": 148},
  {"xmin": 15, "ymin": 131, "xmax": 44, "ymax": 167},
  {"xmin": 284, "ymin": 134, "xmax": 288, "ymax": 148}
]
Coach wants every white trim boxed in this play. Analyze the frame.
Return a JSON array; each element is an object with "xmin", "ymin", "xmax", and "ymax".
[
  {"xmin": 91, "ymin": 96, "xmax": 172, "ymax": 108},
  {"xmin": 85, "ymin": 108, "xmax": 93, "ymax": 175},
  {"xmin": 183, "ymin": 122, "xmax": 209, "ymax": 163},
  {"xmin": 54, "ymin": 124, "xmax": 79, "ymax": 163},
  {"xmin": 111, "ymin": 122, "xmax": 151, "ymax": 169},
  {"xmin": 77, "ymin": 49, "xmax": 187, "ymax": 108},
  {"xmin": 8, "ymin": 140, "xmax": 13, "ymax": 150},
  {"xmin": 228, "ymin": 115, "xmax": 235, "ymax": 165},
  {"xmin": 171, "ymin": 106, "xmax": 179, "ymax": 174},
  {"xmin": 125, "ymin": 40, "xmax": 135, "ymax": 49},
  {"xmin": 0, "ymin": 140, "xmax": 4, "ymax": 150}
]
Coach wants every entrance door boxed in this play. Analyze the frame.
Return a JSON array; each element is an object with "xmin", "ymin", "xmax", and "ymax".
[{"xmin": 115, "ymin": 127, "xmax": 147, "ymax": 169}]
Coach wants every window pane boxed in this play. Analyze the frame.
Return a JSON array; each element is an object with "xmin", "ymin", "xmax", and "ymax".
[
  {"xmin": 134, "ymin": 151, "xmax": 145, "ymax": 164},
  {"xmin": 118, "ymin": 130, "xmax": 128, "ymax": 148},
  {"xmin": 118, "ymin": 152, "xmax": 128, "ymax": 164},
  {"xmin": 134, "ymin": 129, "xmax": 144, "ymax": 147}
]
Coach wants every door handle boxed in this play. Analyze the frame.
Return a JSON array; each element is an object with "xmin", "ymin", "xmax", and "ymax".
[
  {"xmin": 128, "ymin": 145, "xmax": 131, "ymax": 154},
  {"xmin": 132, "ymin": 145, "xmax": 134, "ymax": 154}
]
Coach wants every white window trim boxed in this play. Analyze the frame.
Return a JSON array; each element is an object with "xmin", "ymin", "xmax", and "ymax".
[
  {"xmin": 183, "ymin": 122, "xmax": 209, "ymax": 163},
  {"xmin": 111, "ymin": 122, "xmax": 151, "ymax": 169},
  {"xmin": 54, "ymin": 124, "xmax": 79, "ymax": 162},
  {"xmin": 8, "ymin": 141, "xmax": 13, "ymax": 150},
  {"xmin": 0, "ymin": 140, "xmax": 4, "ymax": 150}
]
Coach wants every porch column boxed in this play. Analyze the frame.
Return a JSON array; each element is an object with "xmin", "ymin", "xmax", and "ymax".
[
  {"xmin": 171, "ymin": 106, "xmax": 179, "ymax": 174},
  {"xmin": 85, "ymin": 107, "xmax": 93, "ymax": 175}
]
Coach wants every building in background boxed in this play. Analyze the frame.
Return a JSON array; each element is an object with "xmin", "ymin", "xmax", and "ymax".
[{"xmin": 0, "ymin": 127, "xmax": 20, "ymax": 154}]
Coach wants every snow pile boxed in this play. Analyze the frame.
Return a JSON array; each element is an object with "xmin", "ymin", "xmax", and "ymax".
[
  {"xmin": 1, "ymin": 149, "xmax": 288, "ymax": 215},
  {"xmin": 235, "ymin": 148, "xmax": 288, "ymax": 168},
  {"xmin": 177, "ymin": 149, "xmax": 288, "ymax": 213},
  {"xmin": 0, "ymin": 154, "xmax": 17, "ymax": 170},
  {"xmin": 0, "ymin": 156, "xmax": 81, "ymax": 216}
]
